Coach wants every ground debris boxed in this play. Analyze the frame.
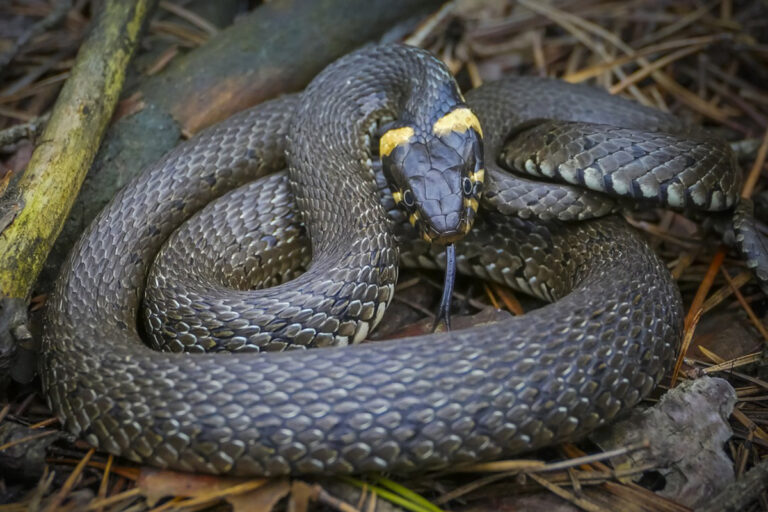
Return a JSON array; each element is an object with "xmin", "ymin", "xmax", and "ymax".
[
  {"xmin": 592, "ymin": 377, "xmax": 737, "ymax": 508},
  {"xmin": 0, "ymin": 419, "xmax": 60, "ymax": 481},
  {"xmin": 1, "ymin": 0, "xmax": 768, "ymax": 510}
]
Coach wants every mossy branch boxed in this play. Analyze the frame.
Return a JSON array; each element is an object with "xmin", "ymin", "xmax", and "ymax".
[{"xmin": 0, "ymin": 0, "xmax": 156, "ymax": 298}]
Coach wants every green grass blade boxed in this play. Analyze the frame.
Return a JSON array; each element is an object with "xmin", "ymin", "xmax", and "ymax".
[
  {"xmin": 338, "ymin": 476, "xmax": 444, "ymax": 512},
  {"xmin": 373, "ymin": 476, "xmax": 445, "ymax": 512}
]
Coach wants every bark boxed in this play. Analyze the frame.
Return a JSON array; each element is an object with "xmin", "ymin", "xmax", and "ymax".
[{"xmin": 697, "ymin": 459, "xmax": 768, "ymax": 512}]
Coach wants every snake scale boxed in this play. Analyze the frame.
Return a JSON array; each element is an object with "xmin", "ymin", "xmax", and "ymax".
[{"xmin": 42, "ymin": 45, "xmax": 741, "ymax": 475}]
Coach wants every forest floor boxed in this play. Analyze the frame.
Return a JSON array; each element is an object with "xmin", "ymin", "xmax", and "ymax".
[{"xmin": 0, "ymin": 0, "xmax": 766, "ymax": 511}]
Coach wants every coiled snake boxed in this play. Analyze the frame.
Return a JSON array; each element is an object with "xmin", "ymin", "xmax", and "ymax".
[{"xmin": 42, "ymin": 45, "xmax": 742, "ymax": 475}]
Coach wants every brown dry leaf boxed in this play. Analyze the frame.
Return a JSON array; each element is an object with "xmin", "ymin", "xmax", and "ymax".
[
  {"xmin": 228, "ymin": 478, "xmax": 290, "ymax": 512},
  {"xmin": 380, "ymin": 306, "xmax": 513, "ymax": 339},
  {"xmin": 369, "ymin": 278, "xmax": 435, "ymax": 339},
  {"xmin": 287, "ymin": 480, "xmax": 317, "ymax": 512},
  {"xmin": 688, "ymin": 310, "xmax": 762, "ymax": 362},
  {"xmin": 136, "ymin": 468, "xmax": 265, "ymax": 507},
  {"xmin": 443, "ymin": 307, "xmax": 514, "ymax": 330}
]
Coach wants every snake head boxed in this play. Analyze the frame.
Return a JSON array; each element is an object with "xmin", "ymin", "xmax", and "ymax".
[{"xmin": 380, "ymin": 107, "xmax": 485, "ymax": 244}]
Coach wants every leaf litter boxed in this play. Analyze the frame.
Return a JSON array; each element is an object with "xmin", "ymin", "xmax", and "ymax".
[{"xmin": 1, "ymin": 0, "xmax": 767, "ymax": 510}]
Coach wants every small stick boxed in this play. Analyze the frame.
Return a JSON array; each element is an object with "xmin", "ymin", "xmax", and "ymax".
[
  {"xmin": 670, "ymin": 247, "xmax": 726, "ymax": 386},
  {"xmin": 159, "ymin": 1, "xmax": 219, "ymax": 36},
  {"xmin": 27, "ymin": 416, "xmax": 59, "ymax": 429},
  {"xmin": 313, "ymin": 484, "xmax": 361, "ymax": 512},
  {"xmin": 43, "ymin": 447, "xmax": 95, "ymax": 512},
  {"xmin": 491, "ymin": 283, "xmax": 524, "ymax": 315},
  {"xmin": 96, "ymin": 454, "xmax": 114, "ymax": 510},
  {"xmin": 527, "ymin": 472, "xmax": 610, "ymax": 512},
  {"xmin": 83, "ymin": 487, "xmax": 142, "ymax": 511},
  {"xmin": 455, "ymin": 441, "xmax": 648, "ymax": 473},
  {"xmin": 0, "ymin": 429, "xmax": 57, "ymax": 451},
  {"xmin": 721, "ymin": 267, "xmax": 768, "ymax": 342},
  {"xmin": 703, "ymin": 352, "xmax": 762, "ymax": 374}
]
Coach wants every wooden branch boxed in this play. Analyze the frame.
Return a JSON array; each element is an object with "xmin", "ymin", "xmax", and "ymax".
[{"xmin": 0, "ymin": 0, "xmax": 157, "ymax": 298}]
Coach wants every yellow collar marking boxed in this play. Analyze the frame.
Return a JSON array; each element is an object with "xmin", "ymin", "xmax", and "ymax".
[
  {"xmin": 380, "ymin": 126, "xmax": 415, "ymax": 157},
  {"xmin": 470, "ymin": 168, "xmax": 485, "ymax": 183},
  {"xmin": 432, "ymin": 108, "xmax": 483, "ymax": 137}
]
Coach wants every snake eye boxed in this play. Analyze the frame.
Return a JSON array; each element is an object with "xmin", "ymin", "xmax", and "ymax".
[
  {"xmin": 402, "ymin": 189, "xmax": 415, "ymax": 208},
  {"xmin": 462, "ymin": 177, "xmax": 473, "ymax": 196}
]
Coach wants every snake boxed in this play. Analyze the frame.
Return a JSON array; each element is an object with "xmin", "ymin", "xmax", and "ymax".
[{"xmin": 41, "ymin": 44, "xmax": 743, "ymax": 476}]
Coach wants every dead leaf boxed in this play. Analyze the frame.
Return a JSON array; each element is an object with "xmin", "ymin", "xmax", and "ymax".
[
  {"xmin": 228, "ymin": 478, "xmax": 290, "ymax": 512},
  {"xmin": 288, "ymin": 480, "xmax": 317, "ymax": 512},
  {"xmin": 378, "ymin": 306, "xmax": 513, "ymax": 339},
  {"xmin": 688, "ymin": 310, "xmax": 762, "ymax": 361},
  {"xmin": 137, "ymin": 468, "xmax": 264, "ymax": 507}
]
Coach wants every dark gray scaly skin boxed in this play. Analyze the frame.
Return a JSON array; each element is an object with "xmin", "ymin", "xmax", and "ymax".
[
  {"xmin": 468, "ymin": 78, "xmax": 739, "ymax": 220},
  {"xmin": 734, "ymin": 199, "xmax": 768, "ymax": 295},
  {"xmin": 42, "ymin": 46, "xmax": 739, "ymax": 476}
]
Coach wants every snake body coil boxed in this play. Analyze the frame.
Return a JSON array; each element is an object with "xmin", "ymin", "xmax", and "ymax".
[{"xmin": 42, "ymin": 45, "xmax": 739, "ymax": 475}]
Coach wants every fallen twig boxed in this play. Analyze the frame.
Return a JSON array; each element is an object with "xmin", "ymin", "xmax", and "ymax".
[
  {"xmin": 0, "ymin": 112, "xmax": 49, "ymax": 148},
  {"xmin": 0, "ymin": 0, "xmax": 156, "ymax": 298}
]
